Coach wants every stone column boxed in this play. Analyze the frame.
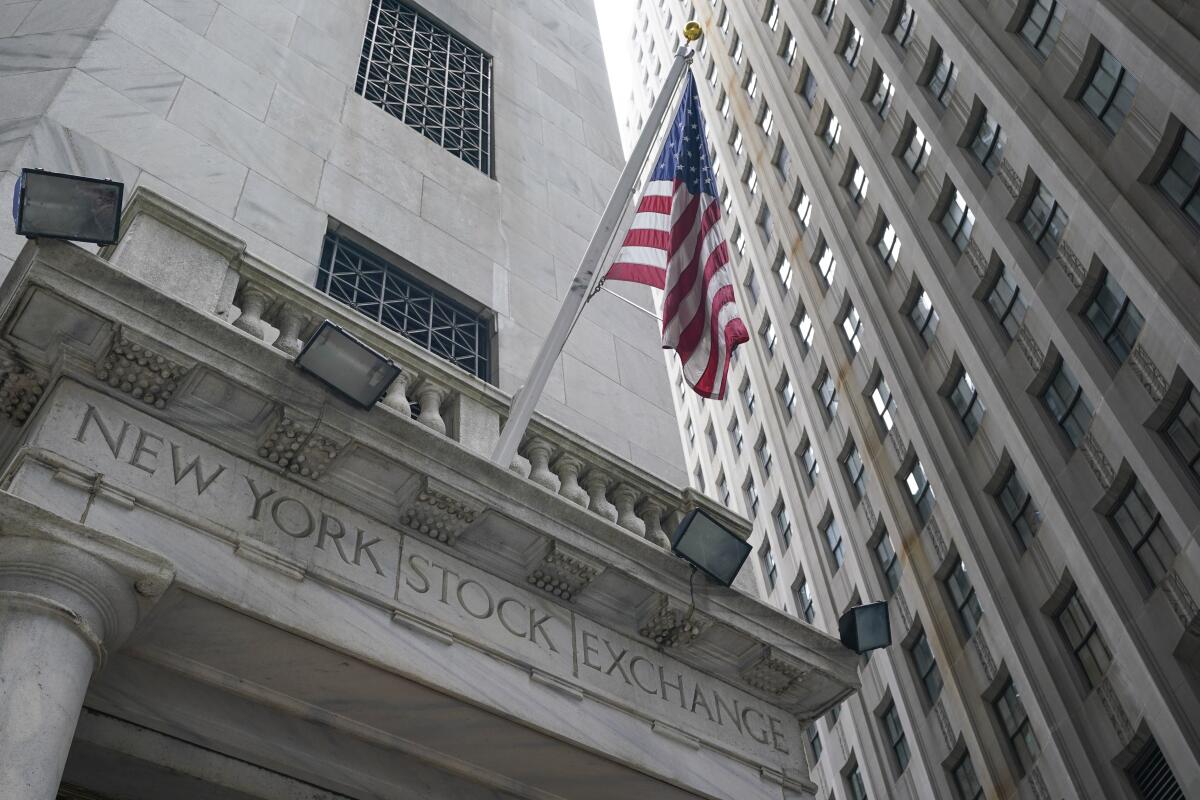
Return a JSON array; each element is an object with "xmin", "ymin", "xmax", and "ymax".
[{"xmin": 0, "ymin": 503, "xmax": 173, "ymax": 800}]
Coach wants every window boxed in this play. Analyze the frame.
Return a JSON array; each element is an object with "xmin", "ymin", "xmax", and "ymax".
[
  {"xmin": 1165, "ymin": 384, "xmax": 1200, "ymax": 483},
  {"xmin": 705, "ymin": 424, "xmax": 718, "ymax": 455},
  {"xmin": 798, "ymin": 580, "xmax": 816, "ymax": 623},
  {"xmin": 824, "ymin": 516, "xmax": 845, "ymax": 569},
  {"xmin": 909, "ymin": 628, "xmax": 943, "ymax": 702},
  {"xmin": 732, "ymin": 37, "xmax": 744, "ymax": 65},
  {"xmin": 795, "ymin": 309, "xmax": 815, "ymax": 350},
  {"xmin": 732, "ymin": 127, "xmax": 744, "ymax": 157},
  {"xmin": 881, "ymin": 702, "xmax": 910, "ymax": 772},
  {"xmin": 779, "ymin": 376, "xmax": 797, "ymax": 416},
  {"xmin": 686, "ymin": 417, "xmax": 696, "ymax": 447},
  {"xmin": 693, "ymin": 464, "xmax": 706, "ymax": 492},
  {"xmin": 875, "ymin": 533, "xmax": 900, "ymax": 593},
  {"xmin": 719, "ymin": 92, "xmax": 731, "ymax": 119},
  {"xmin": 1019, "ymin": 0, "xmax": 1062, "ymax": 59},
  {"xmin": 800, "ymin": 69, "xmax": 819, "ymax": 107},
  {"xmin": 1056, "ymin": 587, "xmax": 1112, "ymax": 688},
  {"xmin": 945, "ymin": 558, "xmax": 983, "ymax": 637},
  {"xmin": 823, "ymin": 114, "xmax": 843, "ymax": 149},
  {"xmin": 928, "ymin": 49, "xmax": 958, "ymax": 107},
  {"xmin": 818, "ymin": 0, "xmax": 837, "ymax": 27},
  {"xmin": 706, "ymin": 59, "xmax": 718, "ymax": 87},
  {"xmin": 762, "ymin": 540, "xmax": 778, "ymax": 588},
  {"xmin": 1157, "ymin": 127, "xmax": 1200, "ymax": 225},
  {"xmin": 756, "ymin": 435, "xmax": 773, "ymax": 477},
  {"xmin": 950, "ymin": 752, "xmax": 984, "ymax": 800},
  {"xmin": 1041, "ymin": 360, "xmax": 1092, "ymax": 448},
  {"xmin": 993, "ymin": 679, "xmax": 1039, "ymax": 774},
  {"xmin": 765, "ymin": 0, "xmax": 780, "ymax": 30},
  {"xmin": 783, "ymin": 31, "xmax": 798, "ymax": 65},
  {"xmin": 902, "ymin": 125, "xmax": 931, "ymax": 174},
  {"xmin": 819, "ymin": 372, "xmax": 839, "ymax": 418},
  {"xmin": 357, "ymin": 0, "xmax": 492, "ymax": 173},
  {"xmin": 745, "ymin": 476, "xmax": 760, "ymax": 517},
  {"xmin": 805, "ymin": 722, "xmax": 822, "ymax": 761},
  {"xmin": 796, "ymin": 190, "xmax": 814, "ymax": 228},
  {"xmin": 1081, "ymin": 49, "xmax": 1137, "ymax": 134},
  {"xmin": 841, "ymin": 303, "xmax": 864, "ymax": 353},
  {"xmin": 871, "ymin": 72, "xmax": 896, "ymax": 119},
  {"xmin": 733, "ymin": 226, "xmax": 747, "ymax": 255},
  {"xmin": 892, "ymin": 1, "xmax": 916, "ymax": 48},
  {"xmin": 1021, "ymin": 182, "xmax": 1069, "ymax": 257},
  {"xmin": 776, "ymin": 255, "xmax": 794, "ymax": 291},
  {"xmin": 801, "ymin": 440, "xmax": 821, "ymax": 485},
  {"xmin": 906, "ymin": 459, "xmax": 935, "ymax": 523},
  {"xmin": 741, "ymin": 380, "xmax": 757, "ymax": 415},
  {"xmin": 941, "ymin": 189, "xmax": 975, "ymax": 251},
  {"xmin": 877, "ymin": 221, "xmax": 902, "ymax": 268},
  {"xmin": 1085, "ymin": 272, "xmax": 1144, "ymax": 362},
  {"xmin": 969, "ymin": 110, "xmax": 1006, "ymax": 175},
  {"xmin": 745, "ymin": 67, "xmax": 759, "ymax": 99},
  {"xmin": 1110, "ymin": 476, "xmax": 1176, "ymax": 585},
  {"xmin": 746, "ymin": 165, "xmax": 760, "ymax": 195},
  {"xmin": 949, "ymin": 370, "xmax": 986, "ymax": 437},
  {"xmin": 774, "ymin": 143, "xmax": 790, "ymax": 180},
  {"xmin": 909, "ymin": 289, "xmax": 940, "ymax": 346},
  {"xmin": 845, "ymin": 764, "xmax": 867, "ymax": 800},
  {"xmin": 774, "ymin": 502, "xmax": 793, "ymax": 548},
  {"xmin": 817, "ymin": 243, "xmax": 838, "ymax": 284},
  {"xmin": 872, "ymin": 374, "xmax": 897, "ymax": 431},
  {"xmin": 998, "ymin": 467, "xmax": 1040, "ymax": 549},
  {"xmin": 1127, "ymin": 736, "xmax": 1186, "ymax": 800},
  {"xmin": 758, "ymin": 205, "xmax": 774, "ymax": 243},
  {"xmin": 986, "ymin": 263, "xmax": 1027, "ymax": 339},
  {"xmin": 842, "ymin": 26, "xmax": 863, "ymax": 69},
  {"xmin": 317, "ymin": 232, "xmax": 492, "ymax": 380},
  {"xmin": 730, "ymin": 416, "xmax": 744, "ymax": 454},
  {"xmin": 843, "ymin": 441, "xmax": 867, "ymax": 498},
  {"xmin": 849, "ymin": 164, "xmax": 870, "ymax": 205}
]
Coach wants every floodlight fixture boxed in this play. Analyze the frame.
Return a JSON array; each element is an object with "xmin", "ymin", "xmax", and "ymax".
[
  {"xmin": 670, "ymin": 507, "xmax": 752, "ymax": 587},
  {"xmin": 12, "ymin": 168, "xmax": 123, "ymax": 245},
  {"xmin": 295, "ymin": 320, "xmax": 400, "ymax": 409},
  {"xmin": 838, "ymin": 601, "xmax": 891, "ymax": 654}
]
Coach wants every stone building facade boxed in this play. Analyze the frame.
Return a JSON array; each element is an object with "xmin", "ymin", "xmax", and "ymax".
[
  {"xmin": 0, "ymin": 1, "xmax": 861, "ymax": 799},
  {"xmin": 623, "ymin": 1, "xmax": 1200, "ymax": 799}
]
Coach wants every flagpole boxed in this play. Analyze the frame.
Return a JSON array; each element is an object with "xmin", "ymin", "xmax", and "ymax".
[{"xmin": 490, "ymin": 30, "xmax": 701, "ymax": 467}]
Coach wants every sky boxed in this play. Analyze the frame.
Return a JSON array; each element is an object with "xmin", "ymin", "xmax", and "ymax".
[{"xmin": 593, "ymin": 0, "xmax": 637, "ymax": 133}]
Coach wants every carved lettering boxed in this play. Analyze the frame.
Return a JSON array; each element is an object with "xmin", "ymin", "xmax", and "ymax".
[
  {"xmin": 316, "ymin": 512, "xmax": 351, "ymax": 564},
  {"xmin": 630, "ymin": 655, "xmax": 659, "ymax": 696},
  {"xmin": 603, "ymin": 640, "xmax": 632, "ymax": 685},
  {"xmin": 689, "ymin": 684, "xmax": 714, "ymax": 720},
  {"xmin": 659, "ymin": 667, "xmax": 687, "ymax": 710},
  {"xmin": 271, "ymin": 496, "xmax": 314, "ymax": 539},
  {"xmin": 245, "ymin": 476, "xmax": 276, "ymax": 520},
  {"xmin": 456, "ymin": 578, "xmax": 494, "ymax": 620},
  {"xmin": 352, "ymin": 529, "xmax": 384, "ymax": 576},
  {"xmin": 406, "ymin": 553, "xmax": 431, "ymax": 594},
  {"xmin": 768, "ymin": 716, "xmax": 789, "ymax": 754},
  {"xmin": 582, "ymin": 631, "xmax": 602, "ymax": 671},
  {"xmin": 741, "ymin": 707, "xmax": 769, "ymax": 744},
  {"xmin": 713, "ymin": 692, "xmax": 743, "ymax": 734},
  {"xmin": 496, "ymin": 597, "xmax": 528, "ymax": 638},
  {"xmin": 529, "ymin": 611, "xmax": 557, "ymax": 652},
  {"xmin": 75, "ymin": 403, "xmax": 129, "ymax": 458},
  {"xmin": 128, "ymin": 429, "xmax": 163, "ymax": 474},
  {"xmin": 170, "ymin": 443, "xmax": 226, "ymax": 495}
]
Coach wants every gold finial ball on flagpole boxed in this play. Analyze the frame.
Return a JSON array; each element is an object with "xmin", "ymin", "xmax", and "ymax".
[{"xmin": 682, "ymin": 21, "xmax": 703, "ymax": 42}]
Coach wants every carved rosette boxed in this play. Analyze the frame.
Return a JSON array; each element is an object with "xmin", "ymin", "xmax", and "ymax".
[
  {"xmin": 257, "ymin": 413, "xmax": 346, "ymax": 480},
  {"xmin": 1129, "ymin": 343, "xmax": 1168, "ymax": 403},
  {"xmin": 1054, "ymin": 239, "xmax": 1086, "ymax": 289},
  {"xmin": 1079, "ymin": 429, "xmax": 1116, "ymax": 488},
  {"xmin": 398, "ymin": 476, "xmax": 484, "ymax": 546},
  {"xmin": 738, "ymin": 646, "xmax": 808, "ymax": 695},
  {"xmin": 525, "ymin": 541, "xmax": 603, "ymax": 602},
  {"xmin": 997, "ymin": 159, "xmax": 1022, "ymax": 200},
  {"xmin": 1096, "ymin": 676, "xmax": 1134, "ymax": 744},
  {"xmin": 637, "ymin": 593, "xmax": 712, "ymax": 648},
  {"xmin": 0, "ymin": 364, "xmax": 46, "ymax": 426},
  {"xmin": 97, "ymin": 333, "xmax": 188, "ymax": 409},
  {"xmin": 1015, "ymin": 323, "xmax": 1045, "ymax": 371}
]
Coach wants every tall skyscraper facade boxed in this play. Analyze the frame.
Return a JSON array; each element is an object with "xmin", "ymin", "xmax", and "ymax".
[
  {"xmin": 0, "ymin": 2, "xmax": 860, "ymax": 798},
  {"xmin": 623, "ymin": 1, "xmax": 1200, "ymax": 798}
]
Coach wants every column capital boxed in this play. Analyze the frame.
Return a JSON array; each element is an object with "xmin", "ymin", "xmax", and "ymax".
[{"xmin": 0, "ymin": 493, "xmax": 175, "ymax": 669}]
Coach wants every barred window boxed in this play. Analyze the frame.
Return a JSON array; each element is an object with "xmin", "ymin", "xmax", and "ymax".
[
  {"xmin": 318, "ymin": 233, "xmax": 491, "ymax": 380},
  {"xmin": 1128, "ymin": 736, "xmax": 1186, "ymax": 800},
  {"xmin": 357, "ymin": 0, "xmax": 492, "ymax": 174}
]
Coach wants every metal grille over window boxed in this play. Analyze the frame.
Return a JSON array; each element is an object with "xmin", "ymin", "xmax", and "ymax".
[
  {"xmin": 357, "ymin": 0, "xmax": 492, "ymax": 174},
  {"xmin": 317, "ymin": 233, "xmax": 491, "ymax": 381}
]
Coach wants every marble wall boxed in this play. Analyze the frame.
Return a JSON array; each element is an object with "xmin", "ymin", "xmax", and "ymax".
[{"xmin": 0, "ymin": 0, "xmax": 685, "ymax": 482}]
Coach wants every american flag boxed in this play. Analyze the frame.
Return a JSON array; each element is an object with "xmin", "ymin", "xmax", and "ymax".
[{"xmin": 604, "ymin": 71, "xmax": 749, "ymax": 400}]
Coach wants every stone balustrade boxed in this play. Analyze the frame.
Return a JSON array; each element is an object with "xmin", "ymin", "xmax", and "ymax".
[{"xmin": 216, "ymin": 249, "xmax": 749, "ymax": 552}]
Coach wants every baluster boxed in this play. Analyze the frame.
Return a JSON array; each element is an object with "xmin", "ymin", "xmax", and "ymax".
[
  {"xmin": 551, "ymin": 453, "xmax": 588, "ymax": 506},
  {"xmin": 611, "ymin": 483, "xmax": 645, "ymax": 536},
  {"xmin": 509, "ymin": 453, "xmax": 531, "ymax": 479},
  {"xmin": 414, "ymin": 379, "xmax": 447, "ymax": 435},
  {"xmin": 381, "ymin": 367, "xmax": 414, "ymax": 418},
  {"xmin": 271, "ymin": 302, "xmax": 311, "ymax": 357},
  {"xmin": 233, "ymin": 284, "xmax": 271, "ymax": 340},
  {"xmin": 637, "ymin": 496, "xmax": 670, "ymax": 547},
  {"xmin": 524, "ymin": 437, "xmax": 560, "ymax": 492},
  {"xmin": 581, "ymin": 469, "xmax": 617, "ymax": 522}
]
